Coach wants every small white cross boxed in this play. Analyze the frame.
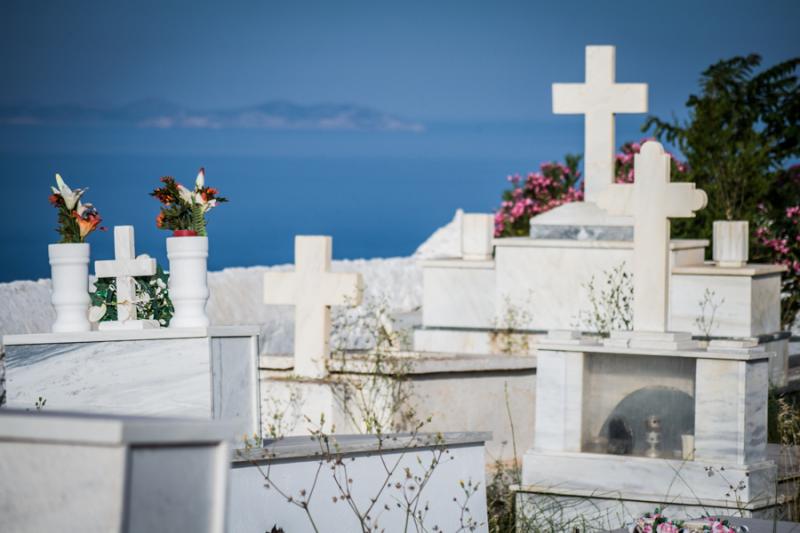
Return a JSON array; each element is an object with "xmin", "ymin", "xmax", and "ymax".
[
  {"xmin": 263, "ymin": 236, "xmax": 363, "ymax": 378},
  {"xmin": 598, "ymin": 141, "xmax": 707, "ymax": 332},
  {"xmin": 94, "ymin": 226, "xmax": 159, "ymax": 330},
  {"xmin": 553, "ymin": 45, "xmax": 648, "ymax": 202}
]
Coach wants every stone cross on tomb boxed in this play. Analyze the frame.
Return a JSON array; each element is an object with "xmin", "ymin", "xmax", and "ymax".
[
  {"xmin": 263, "ymin": 236, "xmax": 363, "ymax": 378},
  {"xmin": 94, "ymin": 226, "xmax": 158, "ymax": 330},
  {"xmin": 553, "ymin": 45, "xmax": 648, "ymax": 203},
  {"xmin": 598, "ymin": 141, "xmax": 707, "ymax": 334}
]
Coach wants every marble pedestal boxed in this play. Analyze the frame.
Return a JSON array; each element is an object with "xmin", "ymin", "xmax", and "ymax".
[
  {"xmin": 2, "ymin": 327, "xmax": 261, "ymax": 441},
  {"xmin": 671, "ymin": 263, "xmax": 789, "ymax": 385},
  {"xmin": 516, "ymin": 336, "xmax": 776, "ymax": 530},
  {"xmin": 0, "ymin": 409, "xmax": 232, "ymax": 533}
]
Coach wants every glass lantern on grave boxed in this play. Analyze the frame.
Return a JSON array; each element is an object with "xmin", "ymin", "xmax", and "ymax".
[{"xmin": 581, "ymin": 352, "xmax": 696, "ymax": 460}]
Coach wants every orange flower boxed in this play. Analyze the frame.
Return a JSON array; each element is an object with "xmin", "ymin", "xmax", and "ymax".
[
  {"xmin": 73, "ymin": 209, "xmax": 102, "ymax": 240},
  {"xmin": 48, "ymin": 193, "xmax": 61, "ymax": 206},
  {"xmin": 156, "ymin": 212, "xmax": 165, "ymax": 228}
]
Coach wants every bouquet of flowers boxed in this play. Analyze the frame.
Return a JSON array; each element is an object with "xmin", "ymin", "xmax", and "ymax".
[
  {"xmin": 49, "ymin": 174, "xmax": 103, "ymax": 242},
  {"xmin": 632, "ymin": 509, "xmax": 740, "ymax": 533},
  {"xmin": 494, "ymin": 156, "xmax": 583, "ymax": 237},
  {"xmin": 151, "ymin": 168, "xmax": 227, "ymax": 236}
]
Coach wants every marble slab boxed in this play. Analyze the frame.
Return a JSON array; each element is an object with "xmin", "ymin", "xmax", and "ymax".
[
  {"xmin": 493, "ymin": 238, "xmax": 707, "ymax": 332},
  {"xmin": 421, "ymin": 260, "xmax": 496, "ymax": 328},
  {"xmin": 670, "ymin": 266, "xmax": 784, "ymax": 337},
  {"xmin": 3, "ymin": 327, "xmax": 261, "ymax": 441},
  {"xmin": 521, "ymin": 450, "xmax": 776, "ymax": 509},
  {"xmin": 229, "ymin": 432, "xmax": 489, "ymax": 532},
  {"xmin": 0, "ymin": 409, "xmax": 231, "ymax": 533}
]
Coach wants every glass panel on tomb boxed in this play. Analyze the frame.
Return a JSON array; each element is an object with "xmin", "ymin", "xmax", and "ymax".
[{"xmin": 581, "ymin": 353, "xmax": 696, "ymax": 460}]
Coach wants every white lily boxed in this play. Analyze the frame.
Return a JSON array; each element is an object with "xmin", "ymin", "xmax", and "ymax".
[
  {"xmin": 177, "ymin": 184, "xmax": 195, "ymax": 205},
  {"xmin": 54, "ymin": 173, "xmax": 85, "ymax": 210},
  {"xmin": 195, "ymin": 167, "xmax": 205, "ymax": 189}
]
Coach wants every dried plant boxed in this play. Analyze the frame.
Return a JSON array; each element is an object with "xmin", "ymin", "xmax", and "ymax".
[
  {"xmin": 490, "ymin": 295, "xmax": 533, "ymax": 355},
  {"xmin": 575, "ymin": 262, "xmax": 633, "ymax": 337},
  {"xmin": 695, "ymin": 288, "xmax": 725, "ymax": 340}
]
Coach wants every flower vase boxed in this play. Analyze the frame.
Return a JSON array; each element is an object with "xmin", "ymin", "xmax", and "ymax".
[
  {"xmin": 167, "ymin": 235, "xmax": 210, "ymax": 328},
  {"xmin": 713, "ymin": 220, "xmax": 749, "ymax": 268},
  {"xmin": 48, "ymin": 242, "xmax": 91, "ymax": 333}
]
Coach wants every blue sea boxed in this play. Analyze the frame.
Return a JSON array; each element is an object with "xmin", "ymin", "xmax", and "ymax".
[{"xmin": 0, "ymin": 117, "xmax": 649, "ymax": 282}]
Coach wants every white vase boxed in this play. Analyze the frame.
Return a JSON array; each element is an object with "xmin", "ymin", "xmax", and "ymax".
[
  {"xmin": 167, "ymin": 236, "xmax": 210, "ymax": 328},
  {"xmin": 48, "ymin": 243, "xmax": 91, "ymax": 333},
  {"xmin": 713, "ymin": 220, "xmax": 749, "ymax": 268}
]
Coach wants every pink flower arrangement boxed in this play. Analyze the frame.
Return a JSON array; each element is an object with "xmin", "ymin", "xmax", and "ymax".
[
  {"xmin": 494, "ymin": 157, "xmax": 583, "ymax": 237},
  {"xmin": 614, "ymin": 138, "xmax": 688, "ymax": 184},
  {"xmin": 753, "ymin": 165, "xmax": 800, "ymax": 327},
  {"xmin": 494, "ymin": 140, "xmax": 689, "ymax": 238},
  {"xmin": 633, "ymin": 509, "xmax": 739, "ymax": 533}
]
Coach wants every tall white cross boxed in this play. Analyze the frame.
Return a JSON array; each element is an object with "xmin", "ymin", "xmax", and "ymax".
[
  {"xmin": 553, "ymin": 45, "xmax": 648, "ymax": 202},
  {"xmin": 94, "ymin": 226, "xmax": 158, "ymax": 330},
  {"xmin": 598, "ymin": 141, "xmax": 707, "ymax": 332},
  {"xmin": 263, "ymin": 236, "xmax": 363, "ymax": 378}
]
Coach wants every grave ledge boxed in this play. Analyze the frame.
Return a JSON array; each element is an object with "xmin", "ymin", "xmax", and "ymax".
[
  {"xmin": 2, "ymin": 325, "xmax": 261, "ymax": 346},
  {"xmin": 512, "ymin": 483, "xmax": 776, "ymax": 511},
  {"xmin": 232, "ymin": 431, "xmax": 492, "ymax": 464},
  {"xmin": 536, "ymin": 341, "xmax": 770, "ymax": 361},
  {"xmin": 260, "ymin": 351, "xmax": 538, "ymax": 375},
  {"xmin": 417, "ymin": 258, "xmax": 495, "ymax": 269},
  {"xmin": 672, "ymin": 262, "xmax": 788, "ymax": 277},
  {"xmin": 492, "ymin": 237, "xmax": 708, "ymax": 250},
  {"xmin": 0, "ymin": 409, "xmax": 236, "ymax": 446}
]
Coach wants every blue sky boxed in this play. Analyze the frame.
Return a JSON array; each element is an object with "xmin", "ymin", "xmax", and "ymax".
[{"xmin": 2, "ymin": 0, "xmax": 798, "ymax": 122}]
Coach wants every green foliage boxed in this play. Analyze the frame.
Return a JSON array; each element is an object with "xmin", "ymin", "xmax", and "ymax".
[
  {"xmin": 643, "ymin": 54, "xmax": 800, "ymax": 238},
  {"xmin": 192, "ymin": 203, "xmax": 207, "ymax": 236},
  {"xmin": 90, "ymin": 264, "xmax": 174, "ymax": 326}
]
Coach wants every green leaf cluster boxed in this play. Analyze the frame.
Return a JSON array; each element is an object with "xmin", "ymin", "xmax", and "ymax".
[
  {"xmin": 644, "ymin": 54, "xmax": 799, "ymax": 238},
  {"xmin": 90, "ymin": 264, "xmax": 174, "ymax": 326}
]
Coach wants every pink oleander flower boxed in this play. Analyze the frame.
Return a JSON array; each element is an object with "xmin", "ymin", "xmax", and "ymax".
[{"xmin": 655, "ymin": 523, "xmax": 679, "ymax": 533}]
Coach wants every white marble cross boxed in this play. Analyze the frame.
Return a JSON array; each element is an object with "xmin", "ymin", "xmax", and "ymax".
[
  {"xmin": 263, "ymin": 236, "xmax": 363, "ymax": 378},
  {"xmin": 598, "ymin": 141, "xmax": 707, "ymax": 332},
  {"xmin": 553, "ymin": 45, "xmax": 648, "ymax": 202},
  {"xmin": 94, "ymin": 226, "xmax": 158, "ymax": 330}
]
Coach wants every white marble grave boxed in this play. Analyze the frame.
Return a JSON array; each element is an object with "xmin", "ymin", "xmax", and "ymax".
[
  {"xmin": 229, "ymin": 432, "xmax": 489, "ymax": 532},
  {"xmin": 263, "ymin": 235, "xmax": 363, "ymax": 378},
  {"xmin": 0, "ymin": 409, "xmax": 232, "ymax": 533},
  {"xmin": 94, "ymin": 225, "xmax": 159, "ymax": 330},
  {"xmin": 515, "ymin": 142, "xmax": 778, "ymax": 529},
  {"xmin": 2, "ymin": 327, "xmax": 261, "ymax": 441}
]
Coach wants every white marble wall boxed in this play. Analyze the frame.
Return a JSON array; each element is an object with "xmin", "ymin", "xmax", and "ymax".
[
  {"xmin": 534, "ymin": 350, "xmax": 584, "ymax": 452},
  {"xmin": 421, "ymin": 260, "xmax": 495, "ymax": 329},
  {"xmin": 670, "ymin": 267, "xmax": 783, "ymax": 337},
  {"xmin": 0, "ymin": 410, "xmax": 231, "ymax": 533},
  {"xmin": 695, "ymin": 358, "xmax": 768, "ymax": 465},
  {"xmin": 493, "ymin": 239, "xmax": 706, "ymax": 332},
  {"xmin": 229, "ymin": 433, "xmax": 489, "ymax": 533},
  {"xmin": 3, "ymin": 328, "xmax": 261, "ymax": 441}
]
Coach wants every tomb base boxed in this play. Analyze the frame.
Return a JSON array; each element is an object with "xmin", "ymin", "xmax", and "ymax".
[
  {"xmin": 2, "ymin": 327, "xmax": 261, "ymax": 442},
  {"xmin": 522, "ymin": 337, "xmax": 776, "ymax": 529}
]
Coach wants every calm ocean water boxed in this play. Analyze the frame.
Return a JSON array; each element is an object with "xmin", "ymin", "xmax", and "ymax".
[{"xmin": 0, "ymin": 117, "xmax": 649, "ymax": 282}]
